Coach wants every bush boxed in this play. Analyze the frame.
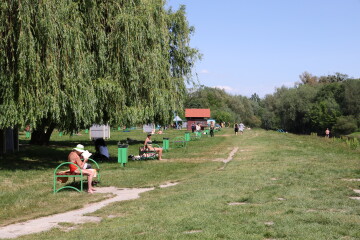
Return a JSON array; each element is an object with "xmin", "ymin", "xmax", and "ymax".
[
  {"xmin": 247, "ymin": 115, "xmax": 262, "ymax": 128},
  {"xmin": 332, "ymin": 116, "xmax": 358, "ymax": 136}
]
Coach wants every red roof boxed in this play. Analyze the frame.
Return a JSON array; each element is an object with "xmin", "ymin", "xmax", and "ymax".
[{"xmin": 185, "ymin": 109, "xmax": 211, "ymax": 118}]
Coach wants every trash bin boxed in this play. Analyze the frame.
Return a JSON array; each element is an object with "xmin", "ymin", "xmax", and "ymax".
[
  {"xmin": 163, "ymin": 138, "xmax": 169, "ymax": 152},
  {"xmin": 184, "ymin": 132, "xmax": 190, "ymax": 142},
  {"xmin": 59, "ymin": 132, "xmax": 63, "ymax": 137},
  {"xmin": 85, "ymin": 129, "xmax": 89, "ymax": 134},
  {"xmin": 25, "ymin": 131, "xmax": 31, "ymax": 138},
  {"xmin": 205, "ymin": 129, "xmax": 210, "ymax": 136},
  {"xmin": 118, "ymin": 143, "xmax": 128, "ymax": 167}
]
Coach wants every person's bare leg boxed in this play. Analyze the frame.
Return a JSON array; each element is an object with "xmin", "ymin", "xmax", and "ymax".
[
  {"xmin": 83, "ymin": 170, "xmax": 95, "ymax": 193},
  {"xmin": 156, "ymin": 148, "xmax": 163, "ymax": 160}
]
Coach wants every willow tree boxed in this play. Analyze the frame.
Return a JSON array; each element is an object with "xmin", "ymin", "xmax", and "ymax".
[{"xmin": 0, "ymin": 0, "xmax": 199, "ymax": 145}]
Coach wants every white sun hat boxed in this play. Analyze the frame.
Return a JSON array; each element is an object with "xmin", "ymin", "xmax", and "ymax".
[{"xmin": 73, "ymin": 144, "xmax": 85, "ymax": 153}]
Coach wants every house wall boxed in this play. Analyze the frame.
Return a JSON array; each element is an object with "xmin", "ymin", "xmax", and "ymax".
[{"xmin": 186, "ymin": 118, "xmax": 208, "ymax": 131}]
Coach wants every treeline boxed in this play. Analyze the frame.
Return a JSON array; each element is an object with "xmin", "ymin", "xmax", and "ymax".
[
  {"xmin": 185, "ymin": 86, "xmax": 262, "ymax": 127},
  {"xmin": 262, "ymin": 72, "xmax": 360, "ymax": 136},
  {"xmin": 185, "ymin": 72, "xmax": 360, "ymax": 136}
]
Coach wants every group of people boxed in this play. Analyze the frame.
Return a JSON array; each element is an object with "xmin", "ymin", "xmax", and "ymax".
[
  {"xmin": 234, "ymin": 122, "xmax": 245, "ymax": 135},
  {"xmin": 191, "ymin": 123, "xmax": 202, "ymax": 133}
]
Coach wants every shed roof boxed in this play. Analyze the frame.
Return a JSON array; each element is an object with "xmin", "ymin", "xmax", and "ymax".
[{"xmin": 185, "ymin": 109, "xmax": 211, "ymax": 118}]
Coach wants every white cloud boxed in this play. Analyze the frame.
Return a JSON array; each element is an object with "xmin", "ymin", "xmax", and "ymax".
[
  {"xmin": 212, "ymin": 85, "xmax": 238, "ymax": 93},
  {"xmin": 200, "ymin": 69, "xmax": 209, "ymax": 74}
]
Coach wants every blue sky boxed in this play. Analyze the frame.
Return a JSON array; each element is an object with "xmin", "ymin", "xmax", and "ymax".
[{"xmin": 166, "ymin": 0, "xmax": 360, "ymax": 98}]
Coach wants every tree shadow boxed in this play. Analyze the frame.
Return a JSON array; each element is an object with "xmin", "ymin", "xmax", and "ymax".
[
  {"xmin": 0, "ymin": 137, "xmax": 164, "ymax": 171},
  {"xmin": 0, "ymin": 143, "xmax": 69, "ymax": 171}
]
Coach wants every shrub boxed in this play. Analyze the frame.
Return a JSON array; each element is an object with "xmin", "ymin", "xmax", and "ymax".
[{"xmin": 332, "ymin": 116, "xmax": 358, "ymax": 136}]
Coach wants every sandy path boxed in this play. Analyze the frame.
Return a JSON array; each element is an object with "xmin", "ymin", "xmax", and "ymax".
[
  {"xmin": 214, "ymin": 147, "xmax": 239, "ymax": 171},
  {"xmin": 0, "ymin": 183, "xmax": 177, "ymax": 239}
]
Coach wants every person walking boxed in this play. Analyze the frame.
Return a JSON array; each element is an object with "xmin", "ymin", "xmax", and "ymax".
[
  {"xmin": 234, "ymin": 123, "xmax": 239, "ymax": 135},
  {"xmin": 210, "ymin": 121, "xmax": 215, "ymax": 137},
  {"xmin": 239, "ymin": 122, "xmax": 245, "ymax": 135}
]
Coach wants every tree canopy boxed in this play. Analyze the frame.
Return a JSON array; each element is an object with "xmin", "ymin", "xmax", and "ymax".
[
  {"xmin": 260, "ymin": 73, "xmax": 360, "ymax": 136},
  {"xmin": 0, "ymin": 0, "xmax": 199, "ymax": 144}
]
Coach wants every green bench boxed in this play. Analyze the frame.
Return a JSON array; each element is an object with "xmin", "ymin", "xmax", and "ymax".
[
  {"xmin": 53, "ymin": 158, "xmax": 101, "ymax": 193},
  {"xmin": 172, "ymin": 136, "xmax": 187, "ymax": 148},
  {"xmin": 137, "ymin": 144, "xmax": 162, "ymax": 160},
  {"xmin": 191, "ymin": 132, "xmax": 202, "ymax": 141}
]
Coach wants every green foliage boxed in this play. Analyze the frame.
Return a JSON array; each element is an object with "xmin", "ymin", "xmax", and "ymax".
[
  {"xmin": 308, "ymin": 98, "xmax": 341, "ymax": 131},
  {"xmin": 264, "ymin": 85, "xmax": 316, "ymax": 133},
  {"xmin": 185, "ymin": 86, "xmax": 261, "ymax": 126},
  {"xmin": 262, "ymin": 74, "xmax": 359, "ymax": 135},
  {"xmin": 0, "ymin": 0, "xmax": 200, "ymax": 137},
  {"xmin": 212, "ymin": 110, "xmax": 233, "ymax": 123},
  {"xmin": 349, "ymin": 137, "xmax": 359, "ymax": 150},
  {"xmin": 343, "ymin": 79, "xmax": 360, "ymax": 118},
  {"xmin": 333, "ymin": 116, "xmax": 358, "ymax": 136}
]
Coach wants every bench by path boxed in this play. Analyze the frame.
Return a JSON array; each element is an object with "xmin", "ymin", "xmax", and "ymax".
[{"xmin": 0, "ymin": 183, "xmax": 178, "ymax": 239}]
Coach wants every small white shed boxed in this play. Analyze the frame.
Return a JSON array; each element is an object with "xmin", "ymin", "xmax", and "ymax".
[{"xmin": 89, "ymin": 124, "xmax": 110, "ymax": 139}]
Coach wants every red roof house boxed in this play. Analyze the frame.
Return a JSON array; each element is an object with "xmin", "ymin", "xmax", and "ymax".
[{"xmin": 185, "ymin": 109, "xmax": 211, "ymax": 131}]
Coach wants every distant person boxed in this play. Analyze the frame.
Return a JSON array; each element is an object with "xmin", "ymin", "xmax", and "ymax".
[
  {"xmin": 196, "ymin": 123, "xmax": 201, "ymax": 132},
  {"xmin": 191, "ymin": 123, "xmax": 196, "ymax": 133},
  {"xmin": 239, "ymin": 123, "xmax": 245, "ymax": 134},
  {"xmin": 210, "ymin": 121, "xmax": 215, "ymax": 137},
  {"xmin": 68, "ymin": 144, "xmax": 96, "ymax": 193},
  {"xmin": 144, "ymin": 134, "xmax": 163, "ymax": 160},
  {"xmin": 234, "ymin": 123, "xmax": 239, "ymax": 135},
  {"xmin": 94, "ymin": 138, "xmax": 110, "ymax": 161},
  {"xmin": 325, "ymin": 128, "xmax": 330, "ymax": 138}
]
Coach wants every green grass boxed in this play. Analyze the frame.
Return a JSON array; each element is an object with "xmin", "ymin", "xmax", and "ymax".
[
  {"xmin": 348, "ymin": 131, "xmax": 360, "ymax": 140},
  {"xmin": 1, "ymin": 128, "xmax": 360, "ymax": 239}
]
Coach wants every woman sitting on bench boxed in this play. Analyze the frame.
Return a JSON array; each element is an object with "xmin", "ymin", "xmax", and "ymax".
[
  {"xmin": 68, "ymin": 144, "xmax": 96, "ymax": 193},
  {"xmin": 144, "ymin": 134, "xmax": 163, "ymax": 160}
]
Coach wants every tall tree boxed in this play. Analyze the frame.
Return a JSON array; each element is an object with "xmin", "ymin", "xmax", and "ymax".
[{"xmin": 0, "ymin": 0, "xmax": 199, "ymax": 144}]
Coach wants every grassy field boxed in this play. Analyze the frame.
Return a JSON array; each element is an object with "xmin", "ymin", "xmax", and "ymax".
[
  {"xmin": 1, "ymin": 128, "xmax": 360, "ymax": 239},
  {"xmin": 348, "ymin": 132, "xmax": 360, "ymax": 140}
]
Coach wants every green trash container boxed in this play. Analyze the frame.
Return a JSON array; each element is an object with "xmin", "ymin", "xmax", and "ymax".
[
  {"xmin": 205, "ymin": 129, "xmax": 210, "ymax": 136},
  {"xmin": 85, "ymin": 129, "xmax": 89, "ymax": 134},
  {"xmin": 25, "ymin": 131, "xmax": 31, "ymax": 138},
  {"xmin": 184, "ymin": 132, "xmax": 190, "ymax": 142},
  {"xmin": 118, "ymin": 126, "xmax": 121, "ymax": 131},
  {"xmin": 163, "ymin": 138, "xmax": 169, "ymax": 152},
  {"xmin": 118, "ymin": 143, "xmax": 128, "ymax": 167},
  {"xmin": 59, "ymin": 132, "xmax": 63, "ymax": 137}
]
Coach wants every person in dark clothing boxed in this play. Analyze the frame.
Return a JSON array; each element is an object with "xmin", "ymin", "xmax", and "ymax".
[
  {"xmin": 93, "ymin": 138, "xmax": 110, "ymax": 161},
  {"xmin": 191, "ymin": 123, "xmax": 196, "ymax": 133},
  {"xmin": 210, "ymin": 121, "xmax": 215, "ymax": 137}
]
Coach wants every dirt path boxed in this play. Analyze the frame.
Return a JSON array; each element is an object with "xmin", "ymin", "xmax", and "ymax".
[
  {"xmin": 213, "ymin": 147, "xmax": 239, "ymax": 170},
  {"xmin": 0, "ymin": 183, "xmax": 177, "ymax": 239}
]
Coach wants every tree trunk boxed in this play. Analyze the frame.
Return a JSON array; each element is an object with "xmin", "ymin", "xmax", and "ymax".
[{"xmin": 30, "ymin": 123, "xmax": 55, "ymax": 145}]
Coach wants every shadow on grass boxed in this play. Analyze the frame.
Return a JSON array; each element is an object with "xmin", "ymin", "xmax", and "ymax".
[
  {"xmin": 55, "ymin": 180, "xmax": 100, "ymax": 193},
  {"xmin": 0, "ymin": 136, "xmax": 163, "ymax": 171}
]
